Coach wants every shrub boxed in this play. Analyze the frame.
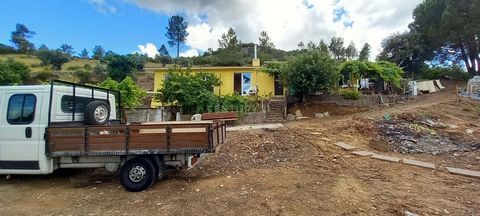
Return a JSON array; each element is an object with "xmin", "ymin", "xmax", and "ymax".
[
  {"xmin": 34, "ymin": 70, "xmax": 56, "ymax": 83},
  {"xmin": 67, "ymin": 66, "xmax": 81, "ymax": 71},
  {"xmin": 341, "ymin": 89, "xmax": 361, "ymax": 100},
  {"xmin": 0, "ymin": 58, "xmax": 30, "ymax": 85},
  {"xmin": 98, "ymin": 77, "xmax": 147, "ymax": 108}
]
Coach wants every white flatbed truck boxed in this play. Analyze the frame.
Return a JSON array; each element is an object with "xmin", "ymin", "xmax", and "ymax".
[{"xmin": 0, "ymin": 80, "xmax": 226, "ymax": 191}]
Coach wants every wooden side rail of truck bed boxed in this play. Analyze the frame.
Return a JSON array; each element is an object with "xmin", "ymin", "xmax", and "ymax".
[{"xmin": 46, "ymin": 121, "xmax": 226, "ymax": 157}]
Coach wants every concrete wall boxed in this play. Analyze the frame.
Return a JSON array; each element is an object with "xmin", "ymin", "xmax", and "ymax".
[{"xmin": 236, "ymin": 111, "xmax": 266, "ymax": 125}]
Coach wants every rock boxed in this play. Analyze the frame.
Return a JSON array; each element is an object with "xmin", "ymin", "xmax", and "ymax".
[
  {"xmin": 466, "ymin": 129, "xmax": 474, "ymax": 134},
  {"xmin": 314, "ymin": 113, "xmax": 325, "ymax": 118},
  {"xmin": 286, "ymin": 114, "xmax": 295, "ymax": 121},
  {"xmin": 296, "ymin": 116, "xmax": 309, "ymax": 120},
  {"xmin": 295, "ymin": 110, "xmax": 302, "ymax": 117},
  {"xmin": 475, "ymin": 157, "xmax": 480, "ymax": 160},
  {"xmin": 405, "ymin": 210, "xmax": 419, "ymax": 216},
  {"xmin": 323, "ymin": 112, "xmax": 330, "ymax": 117},
  {"xmin": 195, "ymin": 188, "xmax": 200, "ymax": 192},
  {"xmin": 446, "ymin": 124, "xmax": 459, "ymax": 129}
]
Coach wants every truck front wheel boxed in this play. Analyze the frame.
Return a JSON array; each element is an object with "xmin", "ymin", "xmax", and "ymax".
[{"xmin": 119, "ymin": 157, "xmax": 156, "ymax": 192}]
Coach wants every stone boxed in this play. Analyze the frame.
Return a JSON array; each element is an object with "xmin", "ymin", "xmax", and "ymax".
[
  {"xmin": 446, "ymin": 124, "xmax": 458, "ymax": 129},
  {"xmin": 295, "ymin": 109, "xmax": 302, "ymax": 117},
  {"xmin": 466, "ymin": 129, "xmax": 474, "ymax": 134},
  {"xmin": 314, "ymin": 113, "xmax": 325, "ymax": 118},
  {"xmin": 351, "ymin": 151, "xmax": 374, "ymax": 157},
  {"xmin": 446, "ymin": 167, "xmax": 480, "ymax": 178},
  {"xmin": 296, "ymin": 116, "xmax": 309, "ymax": 120},
  {"xmin": 475, "ymin": 157, "xmax": 480, "ymax": 160},
  {"xmin": 286, "ymin": 114, "xmax": 295, "ymax": 121},
  {"xmin": 402, "ymin": 159, "xmax": 436, "ymax": 169},
  {"xmin": 310, "ymin": 132, "xmax": 322, "ymax": 135},
  {"xmin": 404, "ymin": 210, "xmax": 419, "ymax": 216},
  {"xmin": 323, "ymin": 112, "xmax": 330, "ymax": 117},
  {"xmin": 334, "ymin": 142, "xmax": 356, "ymax": 151},
  {"xmin": 370, "ymin": 154, "xmax": 400, "ymax": 163},
  {"xmin": 321, "ymin": 137, "xmax": 332, "ymax": 141}
]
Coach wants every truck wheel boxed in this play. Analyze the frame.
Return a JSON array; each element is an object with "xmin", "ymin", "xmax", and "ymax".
[
  {"xmin": 119, "ymin": 157, "xmax": 155, "ymax": 192},
  {"xmin": 84, "ymin": 100, "xmax": 110, "ymax": 125}
]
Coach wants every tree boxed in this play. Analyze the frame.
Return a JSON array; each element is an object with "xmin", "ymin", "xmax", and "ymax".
[
  {"xmin": 329, "ymin": 36, "xmax": 345, "ymax": 61},
  {"xmin": 297, "ymin": 41, "xmax": 305, "ymax": 50},
  {"xmin": 80, "ymin": 48, "xmax": 89, "ymax": 59},
  {"xmin": 0, "ymin": 59, "xmax": 30, "ymax": 85},
  {"xmin": 285, "ymin": 51, "xmax": 338, "ymax": 104},
  {"xmin": 60, "ymin": 44, "xmax": 74, "ymax": 57},
  {"xmin": 165, "ymin": 15, "xmax": 189, "ymax": 60},
  {"xmin": 344, "ymin": 41, "xmax": 357, "ymax": 60},
  {"xmin": 358, "ymin": 43, "xmax": 371, "ymax": 61},
  {"xmin": 99, "ymin": 76, "xmax": 146, "ymax": 108},
  {"xmin": 318, "ymin": 40, "xmax": 329, "ymax": 54},
  {"xmin": 36, "ymin": 49, "xmax": 70, "ymax": 70},
  {"xmin": 157, "ymin": 70, "xmax": 222, "ymax": 114},
  {"xmin": 156, "ymin": 44, "xmax": 171, "ymax": 66},
  {"xmin": 106, "ymin": 54, "xmax": 136, "ymax": 81},
  {"xmin": 259, "ymin": 31, "xmax": 274, "ymax": 49},
  {"xmin": 92, "ymin": 45, "xmax": 105, "ymax": 60},
  {"xmin": 410, "ymin": 0, "xmax": 480, "ymax": 74},
  {"xmin": 10, "ymin": 23, "xmax": 36, "ymax": 54},
  {"xmin": 218, "ymin": 28, "xmax": 240, "ymax": 49},
  {"xmin": 306, "ymin": 41, "xmax": 317, "ymax": 50},
  {"xmin": 38, "ymin": 44, "xmax": 48, "ymax": 51},
  {"xmin": 377, "ymin": 32, "xmax": 427, "ymax": 76}
]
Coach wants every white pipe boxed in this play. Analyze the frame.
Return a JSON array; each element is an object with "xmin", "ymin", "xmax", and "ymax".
[{"xmin": 254, "ymin": 44, "xmax": 257, "ymax": 59}]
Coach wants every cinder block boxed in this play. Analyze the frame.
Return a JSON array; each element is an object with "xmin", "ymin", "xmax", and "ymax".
[
  {"xmin": 334, "ymin": 142, "xmax": 356, "ymax": 151},
  {"xmin": 403, "ymin": 159, "xmax": 436, "ymax": 169},
  {"xmin": 446, "ymin": 167, "xmax": 480, "ymax": 178}
]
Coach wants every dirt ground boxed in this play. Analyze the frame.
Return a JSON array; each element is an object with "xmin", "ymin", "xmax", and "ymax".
[{"xmin": 1, "ymin": 81, "xmax": 479, "ymax": 216}]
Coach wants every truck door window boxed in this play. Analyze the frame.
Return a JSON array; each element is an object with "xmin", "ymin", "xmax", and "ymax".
[
  {"xmin": 7, "ymin": 94, "xmax": 36, "ymax": 124},
  {"xmin": 60, "ymin": 95, "xmax": 92, "ymax": 113}
]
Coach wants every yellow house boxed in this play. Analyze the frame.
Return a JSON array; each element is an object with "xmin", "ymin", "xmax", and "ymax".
[{"xmin": 146, "ymin": 59, "xmax": 285, "ymax": 107}]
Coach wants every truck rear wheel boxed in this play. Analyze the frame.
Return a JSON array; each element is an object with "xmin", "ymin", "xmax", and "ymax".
[
  {"xmin": 119, "ymin": 157, "xmax": 156, "ymax": 192},
  {"xmin": 84, "ymin": 100, "xmax": 110, "ymax": 125}
]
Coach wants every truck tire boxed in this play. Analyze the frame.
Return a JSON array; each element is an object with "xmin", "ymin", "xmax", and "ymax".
[
  {"xmin": 84, "ymin": 100, "xmax": 110, "ymax": 125},
  {"xmin": 119, "ymin": 157, "xmax": 156, "ymax": 192}
]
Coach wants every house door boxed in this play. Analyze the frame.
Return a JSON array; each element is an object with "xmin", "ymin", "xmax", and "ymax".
[
  {"xmin": 274, "ymin": 74, "xmax": 284, "ymax": 96},
  {"xmin": 234, "ymin": 73, "xmax": 242, "ymax": 94}
]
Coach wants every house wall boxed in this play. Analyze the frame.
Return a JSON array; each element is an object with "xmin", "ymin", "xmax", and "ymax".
[{"xmin": 152, "ymin": 68, "xmax": 278, "ymax": 107}]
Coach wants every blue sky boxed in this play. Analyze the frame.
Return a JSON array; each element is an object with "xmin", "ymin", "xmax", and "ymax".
[
  {"xmin": 0, "ymin": 0, "xmax": 172, "ymax": 56},
  {"xmin": 0, "ymin": 0, "xmax": 420, "ymax": 58}
]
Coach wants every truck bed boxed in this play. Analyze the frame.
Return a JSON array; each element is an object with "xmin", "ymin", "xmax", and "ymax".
[{"xmin": 46, "ymin": 121, "xmax": 226, "ymax": 157}]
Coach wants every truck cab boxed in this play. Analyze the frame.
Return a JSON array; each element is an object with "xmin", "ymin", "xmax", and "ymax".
[{"xmin": 0, "ymin": 83, "xmax": 117, "ymax": 175}]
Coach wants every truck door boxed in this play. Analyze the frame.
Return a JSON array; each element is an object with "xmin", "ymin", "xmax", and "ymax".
[{"xmin": 0, "ymin": 93, "xmax": 43, "ymax": 171}]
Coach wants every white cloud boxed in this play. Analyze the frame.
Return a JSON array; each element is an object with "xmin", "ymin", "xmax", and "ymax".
[
  {"xmin": 127, "ymin": 0, "xmax": 421, "ymax": 59},
  {"xmin": 89, "ymin": 0, "xmax": 116, "ymax": 14},
  {"xmin": 137, "ymin": 43, "xmax": 159, "ymax": 58},
  {"xmin": 180, "ymin": 48, "xmax": 200, "ymax": 57}
]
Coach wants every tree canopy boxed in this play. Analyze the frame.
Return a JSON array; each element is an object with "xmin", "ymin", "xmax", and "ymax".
[
  {"xmin": 165, "ymin": 15, "xmax": 189, "ymax": 59},
  {"xmin": 285, "ymin": 50, "xmax": 338, "ymax": 102},
  {"xmin": 410, "ymin": 0, "xmax": 480, "ymax": 74},
  {"xmin": 10, "ymin": 23, "xmax": 36, "ymax": 54}
]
